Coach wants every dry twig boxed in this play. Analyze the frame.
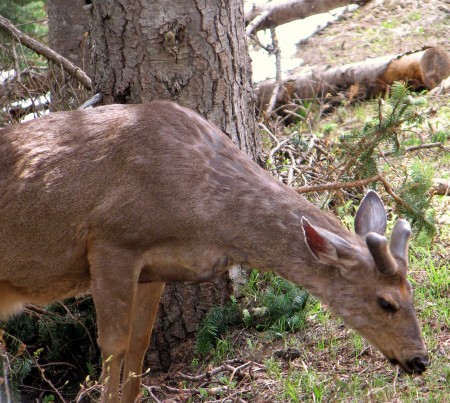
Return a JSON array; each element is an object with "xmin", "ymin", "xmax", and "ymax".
[
  {"xmin": 265, "ymin": 26, "xmax": 283, "ymax": 117},
  {"xmin": 296, "ymin": 174, "xmax": 382, "ymax": 194},
  {"xmin": 382, "ymin": 141, "xmax": 448, "ymax": 156},
  {"xmin": 177, "ymin": 358, "xmax": 246, "ymax": 382},
  {"xmin": 35, "ymin": 360, "xmax": 67, "ymax": 403}
]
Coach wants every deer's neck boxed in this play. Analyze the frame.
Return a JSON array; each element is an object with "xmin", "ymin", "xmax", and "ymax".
[{"xmin": 222, "ymin": 185, "xmax": 347, "ymax": 305}]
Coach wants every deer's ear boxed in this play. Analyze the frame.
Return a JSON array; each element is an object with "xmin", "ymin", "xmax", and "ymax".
[
  {"xmin": 302, "ymin": 218, "xmax": 356, "ymax": 267},
  {"xmin": 354, "ymin": 190, "xmax": 387, "ymax": 237}
]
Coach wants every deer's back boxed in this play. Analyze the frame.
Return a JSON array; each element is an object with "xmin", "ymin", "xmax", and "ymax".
[
  {"xmin": 0, "ymin": 101, "xmax": 345, "ymax": 314},
  {"xmin": 0, "ymin": 102, "xmax": 280, "ymax": 304}
]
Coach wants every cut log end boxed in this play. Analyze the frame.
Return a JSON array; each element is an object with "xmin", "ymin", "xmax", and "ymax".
[
  {"xmin": 420, "ymin": 47, "xmax": 450, "ymax": 89},
  {"xmin": 433, "ymin": 180, "xmax": 450, "ymax": 196},
  {"xmin": 382, "ymin": 47, "xmax": 450, "ymax": 90}
]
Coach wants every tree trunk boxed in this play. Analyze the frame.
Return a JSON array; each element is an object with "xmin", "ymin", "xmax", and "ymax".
[
  {"xmin": 47, "ymin": 0, "xmax": 91, "ymax": 110},
  {"xmin": 257, "ymin": 47, "xmax": 450, "ymax": 114},
  {"xmin": 89, "ymin": 0, "xmax": 256, "ymax": 371}
]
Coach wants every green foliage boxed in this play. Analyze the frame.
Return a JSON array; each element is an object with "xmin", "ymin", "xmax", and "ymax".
[
  {"xmin": 257, "ymin": 276, "xmax": 309, "ymax": 334},
  {"xmin": 0, "ymin": 297, "xmax": 100, "ymax": 401},
  {"xmin": 42, "ymin": 395, "xmax": 55, "ymax": 403},
  {"xmin": 195, "ymin": 272, "xmax": 309, "ymax": 356},
  {"xmin": 336, "ymin": 82, "xmax": 435, "ymax": 234},
  {"xmin": 0, "ymin": 331, "xmax": 33, "ymax": 402},
  {"xmin": 322, "ymin": 122, "xmax": 337, "ymax": 135},
  {"xmin": 338, "ymin": 83, "xmax": 425, "ymax": 180},
  {"xmin": 0, "ymin": 1, "xmax": 48, "ymax": 70},
  {"xmin": 195, "ymin": 298, "xmax": 241, "ymax": 356},
  {"xmin": 398, "ymin": 158, "xmax": 436, "ymax": 235},
  {"xmin": 431, "ymin": 130, "xmax": 449, "ymax": 143},
  {"xmin": 0, "ymin": 0, "xmax": 47, "ymax": 38}
]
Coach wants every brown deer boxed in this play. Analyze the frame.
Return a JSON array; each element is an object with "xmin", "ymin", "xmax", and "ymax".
[{"xmin": 0, "ymin": 101, "xmax": 429, "ymax": 402}]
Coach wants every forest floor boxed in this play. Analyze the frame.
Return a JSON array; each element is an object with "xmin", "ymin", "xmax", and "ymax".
[
  {"xmin": 142, "ymin": 1, "xmax": 450, "ymax": 402},
  {"xmin": 296, "ymin": 0, "xmax": 449, "ymax": 66}
]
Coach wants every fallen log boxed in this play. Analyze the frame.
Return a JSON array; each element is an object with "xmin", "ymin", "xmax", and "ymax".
[
  {"xmin": 429, "ymin": 75, "xmax": 450, "ymax": 95},
  {"xmin": 256, "ymin": 47, "xmax": 450, "ymax": 113},
  {"xmin": 433, "ymin": 180, "xmax": 450, "ymax": 196},
  {"xmin": 245, "ymin": 0, "xmax": 371, "ymax": 36}
]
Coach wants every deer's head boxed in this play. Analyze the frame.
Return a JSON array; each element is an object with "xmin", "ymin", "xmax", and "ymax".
[{"xmin": 302, "ymin": 191, "xmax": 429, "ymax": 374}]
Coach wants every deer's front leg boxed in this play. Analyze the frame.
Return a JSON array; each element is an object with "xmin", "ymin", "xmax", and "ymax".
[
  {"xmin": 88, "ymin": 241, "xmax": 141, "ymax": 403},
  {"xmin": 121, "ymin": 281, "xmax": 165, "ymax": 403}
]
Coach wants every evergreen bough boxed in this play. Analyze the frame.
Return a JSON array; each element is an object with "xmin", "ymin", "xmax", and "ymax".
[
  {"xmin": 195, "ymin": 273, "xmax": 309, "ymax": 356},
  {"xmin": 337, "ymin": 82, "xmax": 436, "ymax": 235}
]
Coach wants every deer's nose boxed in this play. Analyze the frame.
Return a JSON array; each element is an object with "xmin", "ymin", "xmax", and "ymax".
[{"xmin": 406, "ymin": 356, "xmax": 429, "ymax": 374}]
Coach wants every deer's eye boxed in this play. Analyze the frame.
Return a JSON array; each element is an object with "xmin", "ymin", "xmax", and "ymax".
[{"xmin": 378, "ymin": 297, "xmax": 398, "ymax": 313}]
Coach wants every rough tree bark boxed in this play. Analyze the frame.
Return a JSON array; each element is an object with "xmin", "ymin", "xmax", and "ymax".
[
  {"xmin": 47, "ymin": 0, "xmax": 91, "ymax": 109},
  {"xmin": 257, "ymin": 47, "xmax": 450, "ymax": 113},
  {"xmin": 89, "ymin": 0, "xmax": 256, "ymax": 371},
  {"xmin": 48, "ymin": 0, "xmax": 91, "ymax": 75}
]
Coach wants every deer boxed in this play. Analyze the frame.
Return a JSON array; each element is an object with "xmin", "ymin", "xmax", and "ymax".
[{"xmin": 0, "ymin": 101, "xmax": 429, "ymax": 402}]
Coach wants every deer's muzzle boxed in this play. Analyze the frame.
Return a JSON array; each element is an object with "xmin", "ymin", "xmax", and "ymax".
[{"xmin": 390, "ymin": 354, "xmax": 430, "ymax": 374}]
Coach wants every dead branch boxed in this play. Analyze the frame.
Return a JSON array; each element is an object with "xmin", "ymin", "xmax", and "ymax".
[
  {"xmin": 35, "ymin": 360, "xmax": 68, "ymax": 403},
  {"xmin": 245, "ymin": 0, "xmax": 370, "ymax": 36},
  {"xmin": 0, "ymin": 15, "xmax": 92, "ymax": 91},
  {"xmin": 141, "ymin": 385, "xmax": 162, "ymax": 403},
  {"xmin": 246, "ymin": 10, "xmax": 270, "ymax": 37},
  {"xmin": 177, "ymin": 358, "xmax": 247, "ymax": 381},
  {"xmin": 143, "ymin": 384, "xmax": 231, "ymax": 400},
  {"xmin": 166, "ymin": 384, "xmax": 229, "ymax": 395},
  {"xmin": 378, "ymin": 176, "xmax": 417, "ymax": 214},
  {"xmin": 269, "ymin": 138, "xmax": 291, "ymax": 167},
  {"xmin": 265, "ymin": 26, "xmax": 283, "ymax": 116},
  {"xmin": 382, "ymin": 142, "xmax": 448, "ymax": 156},
  {"xmin": 78, "ymin": 93, "xmax": 102, "ymax": 110},
  {"xmin": 74, "ymin": 381, "xmax": 102, "ymax": 403},
  {"xmin": 144, "ymin": 359, "xmax": 260, "ymax": 402},
  {"xmin": 296, "ymin": 174, "xmax": 382, "ymax": 194},
  {"xmin": 0, "ymin": 333, "xmax": 13, "ymax": 403}
]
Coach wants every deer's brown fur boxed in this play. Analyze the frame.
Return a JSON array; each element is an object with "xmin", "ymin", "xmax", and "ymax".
[{"xmin": 0, "ymin": 101, "xmax": 428, "ymax": 402}]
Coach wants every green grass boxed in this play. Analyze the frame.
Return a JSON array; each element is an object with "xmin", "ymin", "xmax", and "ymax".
[
  {"xmin": 406, "ymin": 11, "xmax": 422, "ymax": 22},
  {"xmin": 381, "ymin": 20, "xmax": 401, "ymax": 29}
]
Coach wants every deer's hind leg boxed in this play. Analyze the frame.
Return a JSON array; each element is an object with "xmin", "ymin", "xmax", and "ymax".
[
  {"xmin": 88, "ymin": 240, "xmax": 142, "ymax": 403},
  {"xmin": 0, "ymin": 281, "xmax": 25, "ymax": 319},
  {"xmin": 121, "ymin": 281, "xmax": 165, "ymax": 402}
]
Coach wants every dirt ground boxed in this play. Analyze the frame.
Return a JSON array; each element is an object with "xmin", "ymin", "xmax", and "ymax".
[{"xmin": 296, "ymin": 0, "xmax": 449, "ymax": 67}]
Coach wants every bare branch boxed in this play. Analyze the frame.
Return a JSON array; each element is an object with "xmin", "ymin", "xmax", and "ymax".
[
  {"xmin": 177, "ymin": 358, "xmax": 247, "ymax": 382},
  {"xmin": 35, "ymin": 360, "xmax": 68, "ymax": 403},
  {"xmin": 296, "ymin": 174, "xmax": 382, "ymax": 194},
  {"xmin": 245, "ymin": 0, "xmax": 370, "ymax": 36},
  {"xmin": 0, "ymin": 14, "xmax": 92, "ymax": 91},
  {"xmin": 78, "ymin": 93, "xmax": 103, "ymax": 110},
  {"xmin": 265, "ymin": 26, "xmax": 283, "ymax": 117},
  {"xmin": 382, "ymin": 142, "xmax": 448, "ymax": 156}
]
